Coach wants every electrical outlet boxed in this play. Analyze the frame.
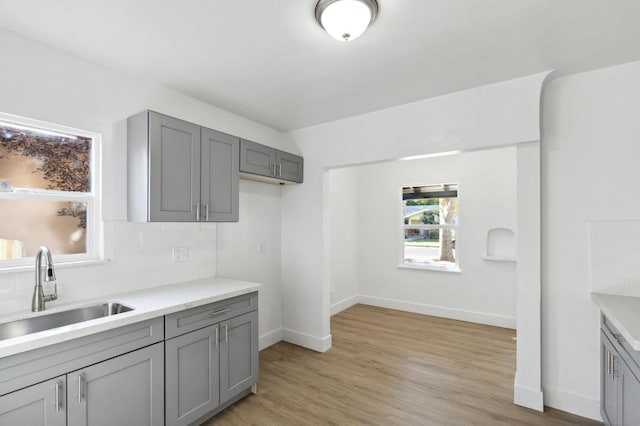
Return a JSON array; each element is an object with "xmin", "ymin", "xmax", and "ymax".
[{"xmin": 172, "ymin": 247, "xmax": 188, "ymax": 262}]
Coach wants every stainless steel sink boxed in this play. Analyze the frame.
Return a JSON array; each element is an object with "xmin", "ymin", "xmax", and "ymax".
[{"xmin": 0, "ymin": 302, "xmax": 134, "ymax": 341}]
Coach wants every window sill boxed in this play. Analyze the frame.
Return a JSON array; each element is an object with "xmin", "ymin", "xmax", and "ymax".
[
  {"xmin": 0, "ymin": 258, "xmax": 109, "ymax": 274},
  {"xmin": 397, "ymin": 263, "xmax": 462, "ymax": 273}
]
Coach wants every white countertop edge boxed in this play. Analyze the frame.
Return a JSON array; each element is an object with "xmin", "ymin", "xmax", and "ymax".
[
  {"xmin": 0, "ymin": 276, "xmax": 262, "ymax": 358},
  {"xmin": 591, "ymin": 292, "xmax": 640, "ymax": 351}
]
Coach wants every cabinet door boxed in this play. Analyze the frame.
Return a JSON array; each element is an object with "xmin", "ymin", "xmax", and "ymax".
[
  {"xmin": 220, "ymin": 310, "xmax": 258, "ymax": 404},
  {"xmin": 0, "ymin": 376, "xmax": 65, "ymax": 426},
  {"xmin": 67, "ymin": 342, "xmax": 164, "ymax": 426},
  {"xmin": 149, "ymin": 112, "xmax": 201, "ymax": 221},
  {"xmin": 602, "ymin": 332, "xmax": 619, "ymax": 426},
  {"xmin": 620, "ymin": 359, "xmax": 640, "ymax": 426},
  {"xmin": 201, "ymin": 128, "xmax": 239, "ymax": 222},
  {"xmin": 276, "ymin": 150, "xmax": 304, "ymax": 183},
  {"xmin": 166, "ymin": 324, "xmax": 220, "ymax": 426},
  {"xmin": 240, "ymin": 139, "xmax": 276, "ymax": 178}
]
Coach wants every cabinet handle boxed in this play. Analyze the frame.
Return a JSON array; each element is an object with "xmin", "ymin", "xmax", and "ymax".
[
  {"xmin": 613, "ymin": 333, "xmax": 622, "ymax": 342},
  {"xmin": 77, "ymin": 374, "xmax": 84, "ymax": 403},
  {"xmin": 205, "ymin": 203, "xmax": 209, "ymax": 221},
  {"xmin": 54, "ymin": 381, "xmax": 61, "ymax": 412},
  {"xmin": 214, "ymin": 325, "xmax": 219, "ymax": 346},
  {"xmin": 196, "ymin": 202, "xmax": 201, "ymax": 221},
  {"xmin": 277, "ymin": 163, "xmax": 282, "ymax": 177},
  {"xmin": 224, "ymin": 323, "xmax": 228, "ymax": 343},
  {"xmin": 607, "ymin": 351, "xmax": 611, "ymax": 379},
  {"xmin": 272, "ymin": 162, "xmax": 276, "ymax": 176},
  {"xmin": 210, "ymin": 308, "xmax": 229, "ymax": 317}
]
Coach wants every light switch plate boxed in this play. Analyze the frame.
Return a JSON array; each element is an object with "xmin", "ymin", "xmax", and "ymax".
[{"xmin": 172, "ymin": 247, "xmax": 188, "ymax": 262}]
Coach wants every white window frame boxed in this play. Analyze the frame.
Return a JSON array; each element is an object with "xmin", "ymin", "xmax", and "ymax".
[
  {"xmin": 398, "ymin": 184, "xmax": 460, "ymax": 273},
  {"xmin": 0, "ymin": 112, "xmax": 103, "ymax": 271}
]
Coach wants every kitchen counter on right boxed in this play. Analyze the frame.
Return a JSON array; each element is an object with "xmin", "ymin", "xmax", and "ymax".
[{"xmin": 592, "ymin": 292, "xmax": 640, "ymax": 351}]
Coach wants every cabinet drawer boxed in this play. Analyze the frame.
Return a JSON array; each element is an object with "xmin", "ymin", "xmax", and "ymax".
[
  {"xmin": 165, "ymin": 292, "xmax": 258, "ymax": 339},
  {"xmin": 0, "ymin": 317, "xmax": 164, "ymax": 397},
  {"xmin": 602, "ymin": 314, "xmax": 640, "ymax": 374}
]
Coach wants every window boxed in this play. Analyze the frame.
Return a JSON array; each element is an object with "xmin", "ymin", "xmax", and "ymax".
[
  {"xmin": 401, "ymin": 183, "xmax": 459, "ymax": 271},
  {"xmin": 0, "ymin": 113, "xmax": 101, "ymax": 268}
]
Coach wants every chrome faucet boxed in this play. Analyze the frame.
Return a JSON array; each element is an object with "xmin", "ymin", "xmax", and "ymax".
[{"xmin": 31, "ymin": 246, "xmax": 58, "ymax": 312}]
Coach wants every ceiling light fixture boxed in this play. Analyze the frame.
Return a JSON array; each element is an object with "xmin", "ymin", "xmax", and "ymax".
[{"xmin": 315, "ymin": 0, "xmax": 378, "ymax": 42}]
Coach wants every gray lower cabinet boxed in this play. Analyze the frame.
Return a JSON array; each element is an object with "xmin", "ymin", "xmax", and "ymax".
[
  {"xmin": 0, "ymin": 376, "xmax": 66, "ymax": 426},
  {"xmin": 128, "ymin": 110, "xmax": 240, "ymax": 222},
  {"xmin": 0, "ymin": 294, "xmax": 257, "ymax": 426},
  {"xmin": 240, "ymin": 138, "xmax": 303, "ymax": 183},
  {"xmin": 220, "ymin": 311, "xmax": 259, "ymax": 404},
  {"xmin": 165, "ymin": 293, "xmax": 259, "ymax": 425},
  {"xmin": 166, "ymin": 325, "xmax": 220, "ymax": 426},
  {"xmin": 601, "ymin": 315, "xmax": 640, "ymax": 426},
  {"xmin": 67, "ymin": 342, "xmax": 164, "ymax": 426}
]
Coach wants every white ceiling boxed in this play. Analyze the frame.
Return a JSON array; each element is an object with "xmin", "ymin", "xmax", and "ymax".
[{"xmin": 0, "ymin": 0, "xmax": 639, "ymax": 131}]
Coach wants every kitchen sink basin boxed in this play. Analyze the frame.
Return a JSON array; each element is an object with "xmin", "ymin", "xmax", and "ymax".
[{"xmin": 0, "ymin": 302, "xmax": 134, "ymax": 341}]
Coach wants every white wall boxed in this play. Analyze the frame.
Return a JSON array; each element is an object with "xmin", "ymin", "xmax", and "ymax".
[
  {"xmin": 347, "ymin": 148, "xmax": 517, "ymax": 328},
  {"xmin": 326, "ymin": 167, "xmax": 359, "ymax": 315},
  {"xmin": 282, "ymin": 73, "xmax": 547, "ymax": 409},
  {"xmin": 216, "ymin": 179, "xmax": 283, "ymax": 349},
  {"xmin": 541, "ymin": 59, "xmax": 640, "ymax": 419},
  {"xmin": 0, "ymin": 28, "xmax": 286, "ymax": 343}
]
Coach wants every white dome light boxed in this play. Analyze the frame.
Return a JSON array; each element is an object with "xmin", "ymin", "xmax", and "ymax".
[{"xmin": 315, "ymin": 0, "xmax": 378, "ymax": 42}]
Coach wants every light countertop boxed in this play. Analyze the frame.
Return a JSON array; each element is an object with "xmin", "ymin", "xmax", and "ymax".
[
  {"xmin": 0, "ymin": 276, "xmax": 261, "ymax": 358},
  {"xmin": 592, "ymin": 292, "xmax": 640, "ymax": 351}
]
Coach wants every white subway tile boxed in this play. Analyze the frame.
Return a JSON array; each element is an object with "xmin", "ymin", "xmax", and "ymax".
[
  {"xmin": 624, "ymin": 279, "xmax": 640, "ymax": 297},
  {"xmin": 624, "ymin": 221, "xmax": 640, "ymax": 233},
  {"xmin": 591, "ymin": 220, "xmax": 624, "ymax": 232},
  {"xmin": 200, "ymin": 223, "xmax": 218, "ymax": 231},
  {"xmin": 199, "ymin": 264, "xmax": 217, "ymax": 278},
  {"xmin": 0, "ymin": 273, "xmax": 16, "ymax": 293},
  {"xmin": 140, "ymin": 230, "xmax": 182, "ymax": 249},
  {"xmin": 591, "ymin": 230, "xmax": 626, "ymax": 248},
  {"xmin": 591, "ymin": 275, "xmax": 625, "ymax": 293},
  {"xmin": 114, "ymin": 222, "xmax": 142, "ymax": 249},
  {"xmin": 163, "ymin": 222, "xmax": 200, "ymax": 232},
  {"xmin": 625, "ymin": 247, "xmax": 640, "ymax": 265}
]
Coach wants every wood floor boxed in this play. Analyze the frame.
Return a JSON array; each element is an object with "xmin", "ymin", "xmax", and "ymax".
[{"xmin": 208, "ymin": 305, "xmax": 601, "ymax": 425}]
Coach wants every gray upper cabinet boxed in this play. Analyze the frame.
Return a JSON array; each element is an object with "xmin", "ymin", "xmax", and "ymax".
[
  {"xmin": 240, "ymin": 139, "xmax": 303, "ymax": 183},
  {"xmin": 276, "ymin": 150, "xmax": 304, "ymax": 183},
  {"xmin": 239, "ymin": 139, "xmax": 277, "ymax": 178},
  {"xmin": 128, "ymin": 110, "xmax": 239, "ymax": 222},
  {"xmin": 201, "ymin": 128, "xmax": 239, "ymax": 222},
  {"xmin": 67, "ymin": 342, "xmax": 164, "ymax": 426},
  {"xmin": 0, "ymin": 376, "xmax": 66, "ymax": 426}
]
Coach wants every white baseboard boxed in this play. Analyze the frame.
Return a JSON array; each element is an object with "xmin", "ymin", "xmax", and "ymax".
[
  {"xmin": 283, "ymin": 328, "xmax": 332, "ymax": 353},
  {"xmin": 259, "ymin": 328, "xmax": 283, "ymax": 351},
  {"xmin": 358, "ymin": 295, "xmax": 517, "ymax": 329},
  {"xmin": 543, "ymin": 386, "xmax": 602, "ymax": 421},
  {"xmin": 513, "ymin": 380, "xmax": 544, "ymax": 412},
  {"xmin": 331, "ymin": 295, "xmax": 359, "ymax": 316}
]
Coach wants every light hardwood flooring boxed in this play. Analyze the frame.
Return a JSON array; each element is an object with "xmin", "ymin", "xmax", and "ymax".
[{"xmin": 208, "ymin": 305, "xmax": 601, "ymax": 425}]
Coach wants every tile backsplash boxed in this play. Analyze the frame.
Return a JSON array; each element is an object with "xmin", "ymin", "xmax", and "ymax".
[
  {"xmin": 0, "ymin": 221, "xmax": 217, "ymax": 316},
  {"xmin": 590, "ymin": 220, "xmax": 640, "ymax": 296}
]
